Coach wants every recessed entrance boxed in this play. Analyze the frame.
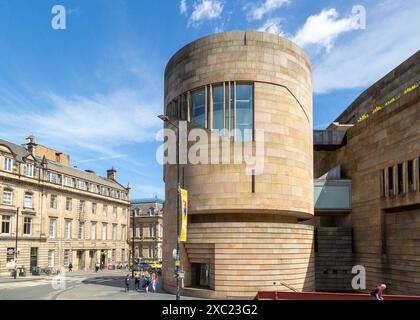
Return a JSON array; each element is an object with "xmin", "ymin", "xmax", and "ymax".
[{"xmin": 191, "ymin": 263, "xmax": 210, "ymax": 288}]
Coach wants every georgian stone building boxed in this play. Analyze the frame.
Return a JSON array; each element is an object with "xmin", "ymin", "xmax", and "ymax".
[
  {"xmin": 130, "ymin": 198, "xmax": 163, "ymax": 263},
  {"xmin": 0, "ymin": 136, "xmax": 130, "ymax": 274}
]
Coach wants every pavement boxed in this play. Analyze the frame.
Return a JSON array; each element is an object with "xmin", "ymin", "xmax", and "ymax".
[{"xmin": 0, "ymin": 270, "xmax": 199, "ymax": 300}]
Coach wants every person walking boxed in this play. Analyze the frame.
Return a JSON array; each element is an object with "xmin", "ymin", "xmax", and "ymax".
[
  {"xmin": 142, "ymin": 270, "xmax": 151, "ymax": 293},
  {"xmin": 371, "ymin": 284, "xmax": 387, "ymax": 300},
  {"xmin": 151, "ymin": 272, "xmax": 159, "ymax": 293},
  {"xmin": 125, "ymin": 273, "xmax": 131, "ymax": 293},
  {"xmin": 95, "ymin": 261, "xmax": 100, "ymax": 272},
  {"xmin": 68, "ymin": 262, "xmax": 73, "ymax": 272},
  {"xmin": 134, "ymin": 270, "xmax": 141, "ymax": 291}
]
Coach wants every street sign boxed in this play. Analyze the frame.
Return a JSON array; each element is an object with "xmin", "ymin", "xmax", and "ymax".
[
  {"xmin": 175, "ymin": 260, "xmax": 181, "ymax": 267},
  {"xmin": 178, "ymin": 271, "xmax": 185, "ymax": 279},
  {"xmin": 172, "ymin": 249, "xmax": 178, "ymax": 260}
]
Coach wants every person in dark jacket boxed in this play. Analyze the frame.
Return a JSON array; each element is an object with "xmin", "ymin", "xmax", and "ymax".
[{"xmin": 125, "ymin": 274, "xmax": 131, "ymax": 293}]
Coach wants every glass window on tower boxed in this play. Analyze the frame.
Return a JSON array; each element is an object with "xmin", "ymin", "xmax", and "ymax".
[
  {"xmin": 192, "ymin": 88, "xmax": 205, "ymax": 128},
  {"xmin": 235, "ymin": 83, "xmax": 254, "ymax": 141},
  {"xmin": 213, "ymin": 84, "xmax": 224, "ymax": 131}
]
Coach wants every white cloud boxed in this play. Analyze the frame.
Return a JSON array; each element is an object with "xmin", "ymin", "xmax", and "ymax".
[
  {"xmin": 189, "ymin": 0, "xmax": 224, "ymax": 26},
  {"xmin": 246, "ymin": 0, "xmax": 289, "ymax": 21},
  {"xmin": 313, "ymin": 2, "xmax": 420, "ymax": 93},
  {"xmin": 180, "ymin": 0, "xmax": 188, "ymax": 15},
  {"xmin": 0, "ymin": 89, "xmax": 162, "ymax": 155},
  {"xmin": 293, "ymin": 8, "xmax": 357, "ymax": 53},
  {"xmin": 257, "ymin": 18, "xmax": 285, "ymax": 36}
]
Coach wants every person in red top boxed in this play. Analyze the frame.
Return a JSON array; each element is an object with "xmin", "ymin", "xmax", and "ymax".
[{"xmin": 373, "ymin": 284, "xmax": 387, "ymax": 300}]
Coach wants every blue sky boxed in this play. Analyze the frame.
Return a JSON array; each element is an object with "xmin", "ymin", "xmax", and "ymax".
[{"xmin": 0, "ymin": 0, "xmax": 419, "ymax": 200}]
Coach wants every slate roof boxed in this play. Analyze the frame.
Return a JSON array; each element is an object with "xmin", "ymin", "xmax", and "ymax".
[{"xmin": 0, "ymin": 138, "xmax": 127, "ymax": 191}]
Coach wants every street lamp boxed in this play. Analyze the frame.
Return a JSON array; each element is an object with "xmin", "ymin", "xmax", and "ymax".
[
  {"xmin": 158, "ymin": 114, "xmax": 181, "ymax": 301},
  {"xmin": 14, "ymin": 207, "xmax": 19, "ymax": 279},
  {"xmin": 131, "ymin": 208, "xmax": 135, "ymax": 278}
]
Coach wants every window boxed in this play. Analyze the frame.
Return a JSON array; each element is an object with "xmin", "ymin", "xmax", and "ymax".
[
  {"xmin": 78, "ymin": 222, "xmax": 85, "ymax": 240},
  {"xmin": 63, "ymin": 250, "xmax": 70, "ymax": 267},
  {"xmin": 112, "ymin": 224, "xmax": 117, "ymax": 240},
  {"xmin": 408, "ymin": 160, "xmax": 414, "ymax": 192},
  {"xmin": 47, "ymin": 172, "xmax": 60, "ymax": 184},
  {"xmin": 388, "ymin": 167, "xmax": 394, "ymax": 197},
  {"xmin": 212, "ymin": 84, "xmax": 224, "ymax": 130},
  {"xmin": 26, "ymin": 163, "xmax": 34, "ymax": 177},
  {"xmin": 101, "ymin": 187, "xmax": 109, "ymax": 196},
  {"xmin": 148, "ymin": 247, "xmax": 155, "ymax": 259},
  {"xmin": 235, "ymin": 83, "xmax": 254, "ymax": 141},
  {"xmin": 139, "ymin": 224, "xmax": 143, "ymax": 239},
  {"xmin": 66, "ymin": 198, "xmax": 72, "ymax": 211},
  {"xmin": 113, "ymin": 207, "xmax": 117, "ymax": 219},
  {"xmin": 64, "ymin": 176, "xmax": 74, "ymax": 187},
  {"xmin": 23, "ymin": 217, "xmax": 32, "ymax": 235},
  {"xmin": 1, "ymin": 216, "xmax": 11, "ymax": 234},
  {"xmin": 4, "ymin": 157, "xmax": 13, "ymax": 172},
  {"xmin": 121, "ymin": 249, "xmax": 126, "ymax": 262},
  {"xmin": 90, "ymin": 222, "xmax": 97, "ymax": 240},
  {"xmin": 77, "ymin": 180, "xmax": 87, "ymax": 190},
  {"xmin": 79, "ymin": 200, "xmax": 85, "ymax": 213},
  {"xmin": 149, "ymin": 224, "xmax": 155, "ymax": 238},
  {"xmin": 64, "ymin": 219, "xmax": 72, "ymax": 240},
  {"xmin": 397, "ymin": 163, "xmax": 403, "ymax": 196},
  {"xmin": 111, "ymin": 189, "xmax": 116, "ymax": 198},
  {"xmin": 3, "ymin": 190, "xmax": 12, "ymax": 205},
  {"xmin": 92, "ymin": 203, "xmax": 97, "ymax": 214},
  {"xmin": 48, "ymin": 250, "xmax": 55, "ymax": 267},
  {"xmin": 50, "ymin": 195, "xmax": 57, "ymax": 209},
  {"xmin": 24, "ymin": 193, "xmax": 33, "ymax": 209},
  {"xmin": 192, "ymin": 88, "xmax": 206, "ymax": 128},
  {"xmin": 49, "ymin": 218, "xmax": 57, "ymax": 239},
  {"xmin": 122, "ymin": 225, "xmax": 126, "ymax": 241},
  {"xmin": 102, "ymin": 223, "xmax": 107, "ymax": 240},
  {"xmin": 90, "ymin": 184, "xmax": 98, "ymax": 193},
  {"xmin": 103, "ymin": 205, "xmax": 108, "ymax": 216},
  {"xmin": 111, "ymin": 249, "xmax": 116, "ymax": 262}
]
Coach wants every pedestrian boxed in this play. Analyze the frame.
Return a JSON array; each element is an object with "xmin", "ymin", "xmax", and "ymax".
[
  {"xmin": 134, "ymin": 270, "xmax": 141, "ymax": 291},
  {"xmin": 151, "ymin": 272, "xmax": 159, "ymax": 293},
  {"xmin": 142, "ymin": 270, "xmax": 151, "ymax": 293},
  {"xmin": 371, "ymin": 284, "xmax": 387, "ymax": 300},
  {"xmin": 68, "ymin": 262, "xmax": 73, "ymax": 272},
  {"xmin": 95, "ymin": 261, "xmax": 100, "ymax": 272},
  {"xmin": 125, "ymin": 273, "xmax": 131, "ymax": 293}
]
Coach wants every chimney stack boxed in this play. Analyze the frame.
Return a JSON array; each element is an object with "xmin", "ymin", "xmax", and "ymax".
[
  {"xmin": 25, "ymin": 135, "xmax": 37, "ymax": 154},
  {"xmin": 107, "ymin": 167, "xmax": 117, "ymax": 181}
]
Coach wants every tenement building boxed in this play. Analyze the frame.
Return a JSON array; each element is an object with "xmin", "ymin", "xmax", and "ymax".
[
  {"xmin": 162, "ymin": 31, "xmax": 314, "ymax": 299},
  {"xmin": 130, "ymin": 198, "xmax": 164, "ymax": 263},
  {"xmin": 0, "ymin": 136, "xmax": 130, "ymax": 274},
  {"xmin": 313, "ymin": 50, "xmax": 420, "ymax": 295}
]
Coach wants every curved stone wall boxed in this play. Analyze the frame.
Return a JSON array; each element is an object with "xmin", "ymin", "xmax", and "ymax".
[{"xmin": 162, "ymin": 31, "xmax": 314, "ymax": 298}]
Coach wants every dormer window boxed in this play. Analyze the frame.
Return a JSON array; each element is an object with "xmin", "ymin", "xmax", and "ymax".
[
  {"xmin": 26, "ymin": 163, "xmax": 34, "ymax": 177},
  {"xmin": 64, "ymin": 176, "xmax": 74, "ymax": 187},
  {"xmin": 77, "ymin": 180, "xmax": 87, "ymax": 190},
  {"xmin": 47, "ymin": 172, "xmax": 60, "ymax": 184},
  {"xmin": 4, "ymin": 157, "xmax": 13, "ymax": 172}
]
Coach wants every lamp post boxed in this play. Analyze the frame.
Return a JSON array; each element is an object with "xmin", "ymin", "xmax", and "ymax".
[
  {"xmin": 131, "ymin": 208, "xmax": 135, "ymax": 278},
  {"xmin": 158, "ymin": 114, "xmax": 181, "ymax": 301},
  {"xmin": 14, "ymin": 207, "xmax": 19, "ymax": 279}
]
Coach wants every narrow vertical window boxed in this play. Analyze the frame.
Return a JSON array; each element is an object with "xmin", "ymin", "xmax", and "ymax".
[
  {"xmin": 213, "ymin": 84, "xmax": 224, "ymax": 131},
  {"xmin": 23, "ymin": 217, "xmax": 32, "ymax": 235},
  {"xmin": 236, "ymin": 83, "xmax": 254, "ymax": 141},
  {"xmin": 388, "ymin": 167, "xmax": 394, "ymax": 197},
  {"xmin": 397, "ymin": 163, "xmax": 403, "ymax": 196},
  {"xmin": 408, "ymin": 160, "xmax": 414, "ymax": 192},
  {"xmin": 192, "ymin": 88, "xmax": 205, "ymax": 128}
]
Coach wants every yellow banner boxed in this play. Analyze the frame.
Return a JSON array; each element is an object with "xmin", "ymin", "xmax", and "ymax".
[{"xmin": 180, "ymin": 188, "xmax": 188, "ymax": 242}]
